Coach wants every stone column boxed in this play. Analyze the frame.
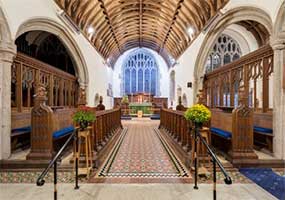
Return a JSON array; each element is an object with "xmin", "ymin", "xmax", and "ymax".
[
  {"xmin": 0, "ymin": 42, "xmax": 16, "ymax": 160},
  {"xmin": 272, "ymin": 41, "xmax": 285, "ymax": 160}
]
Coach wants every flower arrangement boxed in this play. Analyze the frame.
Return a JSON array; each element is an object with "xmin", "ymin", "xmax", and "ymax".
[
  {"xmin": 73, "ymin": 106, "xmax": 96, "ymax": 130},
  {"xmin": 184, "ymin": 104, "xmax": 211, "ymax": 125},
  {"xmin": 121, "ymin": 95, "xmax": 129, "ymax": 104}
]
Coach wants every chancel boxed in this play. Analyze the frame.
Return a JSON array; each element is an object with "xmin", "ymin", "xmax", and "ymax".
[{"xmin": 0, "ymin": 0, "xmax": 284, "ymax": 200}]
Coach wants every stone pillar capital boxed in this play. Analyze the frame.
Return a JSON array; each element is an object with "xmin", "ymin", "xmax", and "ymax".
[
  {"xmin": 0, "ymin": 42, "xmax": 17, "ymax": 63},
  {"xmin": 270, "ymin": 39, "xmax": 285, "ymax": 50},
  {"xmin": 78, "ymin": 80, "xmax": 88, "ymax": 88}
]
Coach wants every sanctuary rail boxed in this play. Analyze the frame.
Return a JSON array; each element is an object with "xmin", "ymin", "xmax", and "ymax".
[{"xmin": 193, "ymin": 124, "xmax": 232, "ymax": 200}]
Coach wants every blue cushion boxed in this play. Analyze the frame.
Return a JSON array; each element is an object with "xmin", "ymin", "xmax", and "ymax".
[
  {"xmin": 12, "ymin": 126, "xmax": 31, "ymax": 133},
  {"xmin": 254, "ymin": 126, "xmax": 273, "ymax": 134},
  {"xmin": 150, "ymin": 114, "xmax": 160, "ymax": 120},
  {"xmin": 121, "ymin": 116, "xmax": 132, "ymax": 120},
  {"xmin": 53, "ymin": 126, "xmax": 74, "ymax": 139},
  {"xmin": 210, "ymin": 127, "xmax": 232, "ymax": 139}
]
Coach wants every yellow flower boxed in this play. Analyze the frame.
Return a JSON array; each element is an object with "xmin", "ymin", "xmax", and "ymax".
[{"xmin": 184, "ymin": 104, "xmax": 211, "ymax": 123}]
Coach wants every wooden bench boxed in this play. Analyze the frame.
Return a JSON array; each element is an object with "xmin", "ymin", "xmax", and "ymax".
[
  {"xmin": 26, "ymin": 87, "xmax": 76, "ymax": 160},
  {"xmin": 51, "ymin": 107, "xmax": 76, "ymax": 152},
  {"xmin": 26, "ymin": 105, "xmax": 76, "ymax": 160},
  {"xmin": 209, "ymin": 107, "xmax": 258, "ymax": 164},
  {"xmin": 11, "ymin": 111, "xmax": 31, "ymax": 151},
  {"xmin": 253, "ymin": 112, "xmax": 273, "ymax": 152},
  {"xmin": 210, "ymin": 109, "xmax": 233, "ymax": 153}
]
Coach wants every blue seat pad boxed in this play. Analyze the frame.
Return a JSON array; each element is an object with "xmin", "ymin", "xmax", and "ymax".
[
  {"xmin": 254, "ymin": 126, "xmax": 273, "ymax": 134},
  {"xmin": 210, "ymin": 127, "xmax": 232, "ymax": 139},
  {"xmin": 12, "ymin": 126, "xmax": 31, "ymax": 133},
  {"xmin": 150, "ymin": 114, "xmax": 160, "ymax": 119},
  {"xmin": 53, "ymin": 126, "xmax": 74, "ymax": 139}
]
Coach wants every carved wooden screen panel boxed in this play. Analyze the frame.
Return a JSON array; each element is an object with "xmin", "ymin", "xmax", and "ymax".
[
  {"xmin": 11, "ymin": 63, "xmax": 18, "ymax": 109},
  {"xmin": 28, "ymin": 104, "xmax": 54, "ymax": 160},
  {"xmin": 12, "ymin": 53, "xmax": 78, "ymax": 113},
  {"xmin": 204, "ymin": 45, "xmax": 273, "ymax": 113},
  {"xmin": 22, "ymin": 64, "xmax": 36, "ymax": 108}
]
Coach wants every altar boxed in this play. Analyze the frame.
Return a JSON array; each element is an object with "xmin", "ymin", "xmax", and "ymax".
[
  {"xmin": 128, "ymin": 92, "xmax": 153, "ymax": 103},
  {"xmin": 114, "ymin": 92, "xmax": 168, "ymax": 117},
  {"xmin": 128, "ymin": 93, "xmax": 153, "ymax": 116},
  {"xmin": 129, "ymin": 102, "xmax": 152, "ymax": 115}
]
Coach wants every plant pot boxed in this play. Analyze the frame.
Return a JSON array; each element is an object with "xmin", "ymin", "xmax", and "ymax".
[
  {"xmin": 194, "ymin": 122, "xmax": 203, "ymax": 129},
  {"xmin": 79, "ymin": 121, "xmax": 89, "ymax": 131}
]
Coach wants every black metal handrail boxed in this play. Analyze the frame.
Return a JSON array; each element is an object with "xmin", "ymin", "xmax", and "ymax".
[
  {"xmin": 36, "ymin": 128, "xmax": 80, "ymax": 200},
  {"xmin": 193, "ymin": 126, "xmax": 232, "ymax": 200}
]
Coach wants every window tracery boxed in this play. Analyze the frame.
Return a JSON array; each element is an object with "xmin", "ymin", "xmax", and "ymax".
[
  {"xmin": 123, "ymin": 49, "xmax": 159, "ymax": 96},
  {"xmin": 206, "ymin": 34, "xmax": 242, "ymax": 73}
]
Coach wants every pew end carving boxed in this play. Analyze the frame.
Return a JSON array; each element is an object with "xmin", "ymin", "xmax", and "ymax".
[{"xmin": 27, "ymin": 86, "xmax": 54, "ymax": 160}]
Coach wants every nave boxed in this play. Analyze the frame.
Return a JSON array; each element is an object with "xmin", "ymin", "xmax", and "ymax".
[
  {"xmin": 0, "ymin": 0, "xmax": 285, "ymax": 199},
  {"xmin": 1, "ymin": 118, "xmax": 282, "ymax": 200}
]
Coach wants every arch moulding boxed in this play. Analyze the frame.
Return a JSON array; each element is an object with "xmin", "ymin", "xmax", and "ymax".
[
  {"xmin": 15, "ymin": 17, "xmax": 89, "ymax": 88},
  {"xmin": 193, "ymin": 6, "xmax": 273, "ymax": 101}
]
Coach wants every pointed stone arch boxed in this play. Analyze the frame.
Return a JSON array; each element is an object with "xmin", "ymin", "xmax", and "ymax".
[
  {"xmin": 15, "ymin": 17, "xmax": 89, "ymax": 88},
  {"xmin": 193, "ymin": 6, "xmax": 273, "ymax": 101}
]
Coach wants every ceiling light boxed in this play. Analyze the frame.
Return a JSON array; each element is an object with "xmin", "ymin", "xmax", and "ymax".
[
  {"xmin": 87, "ymin": 26, "xmax": 95, "ymax": 34},
  {"xmin": 187, "ymin": 27, "xmax": 195, "ymax": 39}
]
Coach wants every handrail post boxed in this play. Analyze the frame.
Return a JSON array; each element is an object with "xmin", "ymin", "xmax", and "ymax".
[
  {"xmin": 194, "ymin": 125, "xmax": 198, "ymax": 190},
  {"xmin": 74, "ymin": 129, "xmax": 79, "ymax": 190},
  {"xmin": 54, "ymin": 161, "xmax": 57, "ymax": 200},
  {"xmin": 213, "ymin": 158, "xmax": 217, "ymax": 200}
]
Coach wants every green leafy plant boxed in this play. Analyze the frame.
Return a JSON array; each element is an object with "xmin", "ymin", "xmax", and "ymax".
[
  {"xmin": 184, "ymin": 104, "xmax": 211, "ymax": 124},
  {"xmin": 121, "ymin": 95, "xmax": 129, "ymax": 104},
  {"xmin": 73, "ymin": 106, "xmax": 96, "ymax": 129}
]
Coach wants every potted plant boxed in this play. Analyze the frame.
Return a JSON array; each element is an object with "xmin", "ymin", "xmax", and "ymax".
[
  {"xmin": 121, "ymin": 95, "xmax": 129, "ymax": 104},
  {"xmin": 121, "ymin": 95, "xmax": 129, "ymax": 115},
  {"xmin": 184, "ymin": 104, "xmax": 211, "ymax": 189},
  {"xmin": 73, "ymin": 106, "xmax": 96, "ymax": 130},
  {"xmin": 184, "ymin": 104, "xmax": 211, "ymax": 128}
]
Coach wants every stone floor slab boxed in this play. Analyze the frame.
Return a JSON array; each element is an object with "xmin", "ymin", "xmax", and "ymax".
[{"xmin": 0, "ymin": 183, "xmax": 277, "ymax": 200}]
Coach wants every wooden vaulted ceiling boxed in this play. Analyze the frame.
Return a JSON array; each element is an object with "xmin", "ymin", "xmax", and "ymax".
[{"xmin": 55, "ymin": 0, "xmax": 229, "ymax": 67}]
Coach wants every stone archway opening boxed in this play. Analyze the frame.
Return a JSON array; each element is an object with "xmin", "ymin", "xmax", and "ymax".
[
  {"xmin": 194, "ymin": 7, "xmax": 273, "ymax": 100},
  {"xmin": 16, "ymin": 18, "xmax": 89, "ymax": 88}
]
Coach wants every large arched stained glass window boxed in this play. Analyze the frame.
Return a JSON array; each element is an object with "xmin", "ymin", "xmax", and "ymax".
[
  {"xmin": 122, "ymin": 49, "xmax": 159, "ymax": 96},
  {"xmin": 205, "ymin": 34, "xmax": 242, "ymax": 73}
]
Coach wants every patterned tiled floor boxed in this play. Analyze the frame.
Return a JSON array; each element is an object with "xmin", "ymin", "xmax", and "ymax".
[
  {"xmin": 95, "ymin": 119, "xmax": 189, "ymax": 180},
  {"xmin": 1, "ymin": 118, "xmax": 283, "ymax": 186}
]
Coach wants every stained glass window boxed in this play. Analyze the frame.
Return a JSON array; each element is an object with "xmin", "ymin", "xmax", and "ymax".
[
  {"xmin": 122, "ymin": 49, "xmax": 159, "ymax": 96},
  {"xmin": 206, "ymin": 34, "xmax": 242, "ymax": 73}
]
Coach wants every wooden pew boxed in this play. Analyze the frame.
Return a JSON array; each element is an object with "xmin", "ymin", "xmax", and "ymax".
[
  {"xmin": 160, "ymin": 108, "xmax": 192, "ymax": 152},
  {"xmin": 26, "ymin": 87, "xmax": 76, "ymax": 160},
  {"xmin": 253, "ymin": 112, "xmax": 273, "ymax": 152},
  {"xmin": 11, "ymin": 111, "xmax": 31, "ymax": 151},
  {"xmin": 91, "ymin": 108, "xmax": 122, "ymax": 151},
  {"xmin": 209, "ymin": 106, "xmax": 258, "ymax": 164}
]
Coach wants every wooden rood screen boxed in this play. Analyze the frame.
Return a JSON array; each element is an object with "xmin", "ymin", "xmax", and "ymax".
[
  {"xmin": 11, "ymin": 53, "xmax": 78, "ymax": 112},
  {"xmin": 203, "ymin": 45, "xmax": 273, "ymax": 112},
  {"xmin": 11, "ymin": 53, "xmax": 78, "ymax": 130},
  {"xmin": 202, "ymin": 45, "xmax": 274, "ymax": 160}
]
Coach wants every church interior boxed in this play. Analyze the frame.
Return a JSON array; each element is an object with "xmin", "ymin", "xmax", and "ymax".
[{"xmin": 0, "ymin": 0, "xmax": 284, "ymax": 199}]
